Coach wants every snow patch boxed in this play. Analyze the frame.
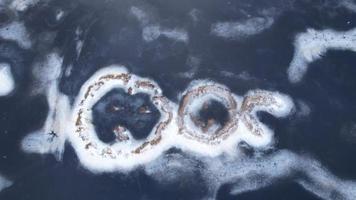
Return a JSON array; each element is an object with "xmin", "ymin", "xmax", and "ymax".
[
  {"xmin": 0, "ymin": 21, "xmax": 32, "ymax": 49},
  {"xmin": 287, "ymin": 28, "xmax": 356, "ymax": 83},
  {"xmin": 10, "ymin": 0, "xmax": 40, "ymax": 12},
  {"xmin": 0, "ymin": 63, "xmax": 14, "ymax": 96},
  {"xmin": 211, "ymin": 17, "xmax": 274, "ymax": 40},
  {"xmin": 23, "ymin": 53, "xmax": 69, "ymax": 160},
  {"xmin": 143, "ymin": 25, "xmax": 189, "ymax": 43}
]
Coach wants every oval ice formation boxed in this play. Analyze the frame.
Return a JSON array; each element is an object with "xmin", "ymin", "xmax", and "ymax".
[
  {"xmin": 0, "ymin": 63, "xmax": 15, "ymax": 96},
  {"xmin": 67, "ymin": 66, "xmax": 294, "ymax": 172},
  {"xmin": 287, "ymin": 28, "xmax": 356, "ymax": 83},
  {"xmin": 177, "ymin": 81, "xmax": 239, "ymax": 145},
  {"xmin": 70, "ymin": 66, "xmax": 176, "ymax": 171}
]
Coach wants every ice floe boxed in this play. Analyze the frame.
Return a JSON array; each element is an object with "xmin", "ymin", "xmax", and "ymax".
[
  {"xmin": 0, "ymin": 21, "xmax": 32, "ymax": 49},
  {"xmin": 0, "ymin": 63, "xmax": 14, "ymax": 96},
  {"xmin": 287, "ymin": 28, "xmax": 356, "ymax": 83},
  {"xmin": 211, "ymin": 17, "xmax": 274, "ymax": 40}
]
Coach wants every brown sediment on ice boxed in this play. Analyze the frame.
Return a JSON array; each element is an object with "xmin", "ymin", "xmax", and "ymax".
[
  {"xmin": 239, "ymin": 90, "xmax": 289, "ymax": 136},
  {"xmin": 73, "ymin": 69, "xmax": 174, "ymax": 158},
  {"xmin": 133, "ymin": 96, "xmax": 173, "ymax": 154},
  {"xmin": 113, "ymin": 125, "xmax": 130, "ymax": 142},
  {"xmin": 99, "ymin": 73, "xmax": 131, "ymax": 83},
  {"xmin": 240, "ymin": 91, "xmax": 277, "ymax": 113},
  {"xmin": 69, "ymin": 67, "xmax": 294, "ymax": 171},
  {"xmin": 177, "ymin": 84, "xmax": 238, "ymax": 145},
  {"xmin": 239, "ymin": 91, "xmax": 279, "ymax": 136},
  {"xmin": 135, "ymin": 80, "xmax": 157, "ymax": 90}
]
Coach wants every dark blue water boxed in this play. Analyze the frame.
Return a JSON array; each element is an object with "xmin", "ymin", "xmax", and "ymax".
[
  {"xmin": 92, "ymin": 88, "xmax": 161, "ymax": 142},
  {"xmin": 1, "ymin": 0, "xmax": 356, "ymax": 199}
]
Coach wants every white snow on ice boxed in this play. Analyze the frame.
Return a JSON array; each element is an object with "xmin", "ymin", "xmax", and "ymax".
[{"xmin": 0, "ymin": 63, "xmax": 15, "ymax": 96}]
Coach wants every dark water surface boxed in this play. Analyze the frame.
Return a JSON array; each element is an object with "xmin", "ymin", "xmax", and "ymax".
[{"xmin": 1, "ymin": 0, "xmax": 356, "ymax": 199}]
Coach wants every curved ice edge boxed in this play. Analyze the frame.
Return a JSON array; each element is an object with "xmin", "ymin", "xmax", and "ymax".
[{"xmin": 287, "ymin": 28, "xmax": 356, "ymax": 83}]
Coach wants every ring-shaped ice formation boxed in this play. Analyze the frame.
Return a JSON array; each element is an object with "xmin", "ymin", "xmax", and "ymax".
[
  {"xmin": 65, "ymin": 66, "xmax": 294, "ymax": 171},
  {"xmin": 177, "ymin": 81, "xmax": 239, "ymax": 145},
  {"xmin": 70, "ymin": 66, "xmax": 175, "ymax": 170}
]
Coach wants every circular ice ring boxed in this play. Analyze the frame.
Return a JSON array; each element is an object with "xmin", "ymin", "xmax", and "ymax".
[
  {"xmin": 177, "ymin": 82, "xmax": 239, "ymax": 145},
  {"xmin": 72, "ymin": 67, "xmax": 173, "ymax": 162}
]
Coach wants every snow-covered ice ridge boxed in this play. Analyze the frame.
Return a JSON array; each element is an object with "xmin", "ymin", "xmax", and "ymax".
[
  {"xmin": 288, "ymin": 28, "xmax": 356, "ymax": 83},
  {"xmin": 24, "ymin": 65, "xmax": 292, "ymax": 172}
]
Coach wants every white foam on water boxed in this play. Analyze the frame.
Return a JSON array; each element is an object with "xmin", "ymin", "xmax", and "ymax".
[
  {"xmin": 142, "ymin": 25, "xmax": 188, "ymax": 43},
  {"xmin": 0, "ymin": 63, "xmax": 15, "ymax": 96},
  {"xmin": 0, "ymin": 21, "xmax": 32, "ymax": 49},
  {"xmin": 211, "ymin": 17, "xmax": 274, "ymax": 40},
  {"xmin": 189, "ymin": 9, "xmax": 201, "ymax": 24},
  {"xmin": 341, "ymin": 0, "xmax": 356, "ymax": 13},
  {"xmin": 220, "ymin": 70, "xmax": 256, "ymax": 81},
  {"xmin": 295, "ymin": 100, "xmax": 311, "ymax": 118},
  {"xmin": 142, "ymin": 25, "xmax": 160, "ymax": 42},
  {"xmin": 55, "ymin": 9, "xmax": 64, "ymax": 21},
  {"xmin": 130, "ymin": 6, "xmax": 150, "ymax": 26},
  {"xmin": 10, "ymin": 0, "xmax": 40, "ymax": 12},
  {"xmin": 0, "ymin": 174, "xmax": 12, "ymax": 193},
  {"xmin": 161, "ymin": 28, "xmax": 188, "ymax": 43},
  {"xmin": 287, "ymin": 28, "xmax": 356, "ymax": 83}
]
